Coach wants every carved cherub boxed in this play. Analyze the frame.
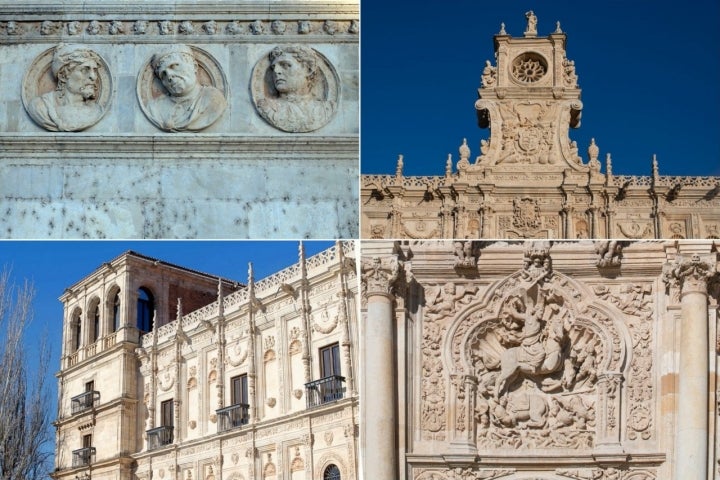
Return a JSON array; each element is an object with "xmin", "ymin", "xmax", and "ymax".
[{"xmin": 425, "ymin": 282, "xmax": 477, "ymax": 320}]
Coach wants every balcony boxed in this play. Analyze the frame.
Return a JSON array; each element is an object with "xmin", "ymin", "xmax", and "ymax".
[
  {"xmin": 216, "ymin": 403, "xmax": 249, "ymax": 432},
  {"xmin": 71, "ymin": 447, "xmax": 95, "ymax": 467},
  {"xmin": 70, "ymin": 391, "xmax": 100, "ymax": 415},
  {"xmin": 305, "ymin": 375, "xmax": 345, "ymax": 408},
  {"xmin": 146, "ymin": 425, "xmax": 173, "ymax": 450}
]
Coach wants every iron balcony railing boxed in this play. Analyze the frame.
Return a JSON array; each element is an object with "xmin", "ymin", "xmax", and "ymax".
[
  {"xmin": 71, "ymin": 447, "xmax": 95, "ymax": 467},
  {"xmin": 216, "ymin": 403, "xmax": 250, "ymax": 432},
  {"xmin": 146, "ymin": 425, "xmax": 173, "ymax": 450},
  {"xmin": 305, "ymin": 375, "xmax": 345, "ymax": 408},
  {"xmin": 70, "ymin": 391, "xmax": 100, "ymax": 415}
]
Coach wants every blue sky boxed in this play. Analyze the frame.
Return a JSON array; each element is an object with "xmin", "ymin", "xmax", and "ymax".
[
  {"xmin": 0, "ymin": 240, "xmax": 334, "ymax": 460},
  {"xmin": 361, "ymin": 0, "xmax": 720, "ymax": 176}
]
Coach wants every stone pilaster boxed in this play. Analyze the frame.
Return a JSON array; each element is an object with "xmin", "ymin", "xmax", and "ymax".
[
  {"xmin": 361, "ymin": 255, "xmax": 401, "ymax": 480},
  {"xmin": 665, "ymin": 252, "xmax": 717, "ymax": 480}
]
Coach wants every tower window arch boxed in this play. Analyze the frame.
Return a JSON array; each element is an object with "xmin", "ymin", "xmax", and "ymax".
[
  {"xmin": 71, "ymin": 308, "xmax": 82, "ymax": 352},
  {"xmin": 111, "ymin": 290, "xmax": 121, "ymax": 333},
  {"xmin": 91, "ymin": 303, "xmax": 100, "ymax": 343},
  {"xmin": 323, "ymin": 464, "xmax": 340, "ymax": 480},
  {"xmin": 137, "ymin": 287, "xmax": 154, "ymax": 333}
]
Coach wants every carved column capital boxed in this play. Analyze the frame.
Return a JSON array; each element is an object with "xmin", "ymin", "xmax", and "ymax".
[
  {"xmin": 664, "ymin": 253, "xmax": 716, "ymax": 297},
  {"xmin": 361, "ymin": 255, "xmax": 401, "ymax": 299}
]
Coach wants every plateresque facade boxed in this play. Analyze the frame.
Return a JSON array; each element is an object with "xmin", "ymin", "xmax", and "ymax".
[
  {"xmin": 361, "ymin": 239, "xmax": 720, "ymax": 480},
  {"xmin": 361, "ymin": 14, "xmax": 720, "ymax": 240},
  {"xmin": 53, "ymin": 242, "xmax": 359, "ymax": 480},
  {"xmin": 0, "ymin": 1, "xmax": 358, "ymax": 238}
]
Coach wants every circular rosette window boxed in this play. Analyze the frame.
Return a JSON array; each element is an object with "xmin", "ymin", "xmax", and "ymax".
[{"xmin": 511, "ymin": 52, "xmax": 548, "ymax": 83}]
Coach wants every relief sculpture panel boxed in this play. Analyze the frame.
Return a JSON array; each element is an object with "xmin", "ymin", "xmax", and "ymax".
[
  {"xmin": 251, "ymin": 45, "xmax": 338, "ymax": 133},
  {"xmin": 137, "ymin": 44, "xmax": 228, "ymax": 132},
  {"xmin": 23, "ymin": 44, "xmax": 112, "ymax": 132},
  {"xmin": 419, "ymin": 242, "xmax": 640, "ymax": 453}
]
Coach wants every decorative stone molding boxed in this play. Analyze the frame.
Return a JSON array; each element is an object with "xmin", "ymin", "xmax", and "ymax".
[
  {"xmin": 0, "ymin": 18, "xmax": 359, "ymax": 41},
  {"xmin": 251, "ymin": 45, "xmax": 339, "ymax": 133}
]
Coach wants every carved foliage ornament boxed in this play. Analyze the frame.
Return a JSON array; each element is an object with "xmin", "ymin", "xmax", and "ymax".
[
  {"xmin": 663, "ymin": 253, "xmax": 716, "ymax": 296},
  {"xmin": 23, "ymin": 44, "xmax": 112, "ymax": 131},
  {"xmin": 251, "ymin": 45, "xmax": 339, "ymax": 132},
  {"xmin": 361, "ymin": 256, "xmax": 400, "ymax": 296}
]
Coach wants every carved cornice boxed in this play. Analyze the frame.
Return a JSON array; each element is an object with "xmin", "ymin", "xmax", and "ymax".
[{"xmin": 0, "ymin": 135, "xmax": 358, "ymax": 156}]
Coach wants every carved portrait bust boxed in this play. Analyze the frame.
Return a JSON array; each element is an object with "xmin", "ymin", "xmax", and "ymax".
[
  {"xmin": 23, "ymin": 44, "xmax": 111, "ymax": 132},
  {"xmin": 138, "ymin": 45, "xmax": 227, "ymax": 132},
  {"xmin": 252, "ymin": 45, "xmax": 338, "ymax": 133}
]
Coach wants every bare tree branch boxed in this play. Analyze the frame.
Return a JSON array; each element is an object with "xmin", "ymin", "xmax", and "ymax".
[{"xmin": 0, "ymin": 269, "xmax": 52, "ymax": 480}]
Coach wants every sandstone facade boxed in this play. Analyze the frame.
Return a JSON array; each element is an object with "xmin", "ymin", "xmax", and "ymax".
[
  {"xmin": 0, "ymin": 1, "xmax": 358, "ymax": 238},
  {"xmin": 361, "ymin": 239, "xmax": 720, "ymax": 480},
  {"xmin": 53, "ymin": 242, "xmax": 359, "ymax": 480},
  {"xmin": 361, "ymin": 16, "xmax": 719, "ymax": 240}
]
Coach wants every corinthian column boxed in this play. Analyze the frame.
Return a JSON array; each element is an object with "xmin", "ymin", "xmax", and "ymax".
[
  {"xmin": 361, "ymin": 255, "xmax": 400, "ymax": 480},
  {"xmin": 666, "ymin": 252, "xmax": 716, "ymax": 480}
]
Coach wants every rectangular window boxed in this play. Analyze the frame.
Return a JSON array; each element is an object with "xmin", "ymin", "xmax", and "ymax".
[
  {"xmin": 161, "ymin": 399, "xmax": 173, "ymax": 427},
  {"xmin": 85, "ymin": 380, "xmax": 94, "ymax": 393},
  {"xmin": 320, "ymin": 343, "xmax": 341, "ymax": 378},
  {"xmin": 82, "ymin": 434, "xmax": 92, "ymax": 449},
  {"xmin": 230, "ymin": 374, "xmax": 248, "ymax": 406}
]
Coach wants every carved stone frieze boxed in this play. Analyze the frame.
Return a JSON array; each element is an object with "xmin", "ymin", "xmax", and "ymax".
[
  {"xmin": 251, "ymin": 45, "xmax": 338, "ymax": 132},
  {"xmin": 1, "ymin": 19, "xmax": 359, "ymax": 39}
]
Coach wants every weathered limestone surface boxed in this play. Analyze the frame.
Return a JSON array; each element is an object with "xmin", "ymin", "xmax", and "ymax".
[
  {"xmin": 361, "ymin": 239, "xmax": 720, "ymax": 480},
  {"xmin": 0, "ymin": 1, "xmax": 359, "ymax": 238},
  {"xmin": 361, "ymin": 15, "xmax": 719, "ymax": 240}
]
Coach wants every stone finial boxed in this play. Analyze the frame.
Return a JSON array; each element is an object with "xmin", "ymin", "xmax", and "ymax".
[
  {"xmin": 498, "ymin": 22, "xmax": 507, "ymax": 35},
  {"xmin": 248, "ymin": 262, "xmax": 254, "ymax": 283},
  {"xmin": 651, "ymin": 154, "xmax": 659, "ymax": 179},
  {"xmin": 176, "ymin": 297, "xmax": 183, "ymax": 321},
  {"xmin": 445, "ymin": 154, "xmax": 453, "ymax": 176},
  {"xmin": 524, "ymin": 11, "xmax": 537, "ymax": 37},
  {"xmin": 459, "ymin": 138, "xmax": 470, "ymax": 161},
  {"xmin": 554, "ymin": 21, "xmax": 563, "ymax": 33},
  {"xmin": 395, "ymin": 154, "xmax": 404, "ymax": 177},
  {"xmin": 587, "ymin": 138, "xmax": 599, "ymax": 162},
  {"xmin": 606, "ymin": 153, "xmax": 613, "ymax": 177}
]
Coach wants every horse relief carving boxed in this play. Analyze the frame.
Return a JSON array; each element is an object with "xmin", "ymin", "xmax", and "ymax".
[{"xmin": 469, "ymin": 275, "xmax": 605, "ymax": 449}]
